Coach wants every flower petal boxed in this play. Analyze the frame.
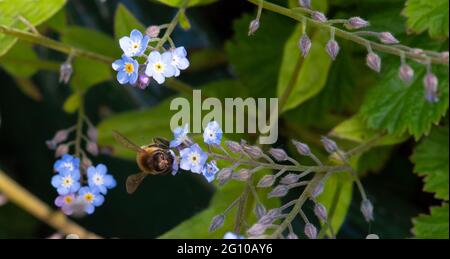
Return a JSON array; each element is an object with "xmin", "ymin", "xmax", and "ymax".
[{"xmin": 117, "ymin": 71, "xmax": 129, "ymax": 84}]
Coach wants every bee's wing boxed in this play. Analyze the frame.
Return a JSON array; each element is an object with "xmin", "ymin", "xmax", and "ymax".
[
  {"xmin": 126, "ymin": 172, "xmax": 148, "ymax": 194},
  {"xmin": 153, "ymin": 137, "xmax": 170, "ymax": 148},
  {"xmin": 112, "ymin": 130, "xmax": 144, "ymax": 153}
]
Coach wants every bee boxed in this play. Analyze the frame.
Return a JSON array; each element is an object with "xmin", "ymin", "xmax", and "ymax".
[{"xmin": 112, "ymin": 131, "xmax": 175, "ymax": 194}]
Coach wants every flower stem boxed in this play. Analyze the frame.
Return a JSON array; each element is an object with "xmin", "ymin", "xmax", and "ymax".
[
  {"xmin": 156, "ymin": 0, "xmax": 189, "ymax": 50},
  {"xmin": 75, "ymin": 92, "xmax": 85, "ymax": 159},
  {"xmin": 245, "ymin": 0, "xmax": 448, "ymax": 65}
]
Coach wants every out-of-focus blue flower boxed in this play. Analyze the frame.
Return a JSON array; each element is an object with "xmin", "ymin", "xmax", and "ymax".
[
  {"xmin": 171, "ymin": 47, "xmax": 190, "ymax": 77},
  {"xmin": 170, "ymin": 124, "xmax": 190, "ymax": 148},
  {"xmin": 145, "ymin": 51, "xmax": 176, "ymax": 84},
  {"xmin": 201, "ymin": 160, "xmax": 219, "ymax": 183},
  {"xmin": 119, "ymin": 29, "xmax": 149, "ymax": 57},
  {"xmin": 203, "ymin": 121, "xmax": 223, "ymax": 145},
  {"xmin": 54, "ymin": 194, "xmax": 76, "ymax": 215},
  {"xmin": 51, "ymin": 170, "xmax": 81, "ymax": 195},
  {"xmin": 54, "ymin": 154, "xmax": 79, "ymax": 174},
  {"xmin": 78, "ymin": 187, "xmax": 104, "ymax": 215},
  {"xmin": 180, "ymin": 144, "xmax": 208, "ymax": 174},
  {"xmin": 169, "ymin": 150, "xmax": 179, "ymax": 176},
  {"xmin": 223, "ymin": 232, "xmax": 245, "ymax": 239},
  {"xmin": 87, "ymin": 164, "xmax": 117, "ymax": 195},
  {"xmin": 112, "ymin": 55, "xmax": 139, "ymax": 85}
]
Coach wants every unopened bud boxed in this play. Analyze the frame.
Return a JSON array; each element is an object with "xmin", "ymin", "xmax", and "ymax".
[
  {"xmin": 311, "ymin": 182, "xmax": 324, "ymax": 198},
  {"xmin": 258, "ymin": 208, "xmax": 280, "ymax": 224},
  {"xmin": 46, "ymin": 140, "xmax": 58, "ymax": 150},
  {"xmin": 269, "ymin": 148, "xmax": 288, "ymax": 161},
  {"xmin": 440, "ymin": 51, "xmax": 449, "ymax": 62},
  {"xmin": 137, "ymin": 73, "xmax": 151, "ymax": 90},
  {"xmin": 0, "ymin": 194, "xmax": 8, "ymax": 207},
  {"xmin": 280, "ymin": 173, "xmax": 300, "ymax": 185},
  {"xmin": 292, "ymin": 140, "xmax": 311, "ymax": 156},
  {"xmin": 268, "ymin": 185, "xmax": 289, "ymax": 198},
  {"xmin": 146, "ymin": 25, "xmax": 160, "ymax": 38},
  {"xmin": 326, "ymin": 40, "xmax": 340, "ymax": 60},
  {"xmin": 314, "ymin": 203, "xmax": 328, "ymax": 221},
  {"xmin": 218, "ymin": 168, "xmax": 233, "ymax": 186},
  {"xmin": 241, "ymin": 142, "xmax": 262, "ymax": 159},
  {"xmin": 86, "ymin": 142, "xmax": 99, "ymax": 156},
  {"xmin": 399, "ymin": 64, "xmax": 414, "ymax": 84},
  {"xmin": 298, "ymin": 34, "xmax": 312, "ymax": 57},
  {"xmin": 233, "ymin": 169, "xmax": 251, "ymax": 181},
  {"xmin": 345, "ymin": 17, "xmax": 370, "ymax": 29},
  {"xmin": 257, "ymin": 175, "xmax": 275, "ymax": 188},
  {"xmin": 298, "ymin": 0, "xmax": 311, "ymax": 9},
  {"xmin": 53, "ymin": 129, "xmax": 70, "ymax": 144},
  {"xmin": 81, "ymin": 156, "xmax": 93, "ymax": 169},
  {"xmin": 287, "ymin": 232, "xmax": 298, "ymax": 239},
  {"xmin": 87, "ymin": 127, "xmax": 98, "ymax": 142},
  {"xmin": 225, "ymin": 141, "xmax": 242, "ymax": 153},
  {"xmin": 360, "ymin": 199, "xmax": 374, "ymax": 222},
  {"xmin": 209, "ymin": 214, "xmax": 225, "ymax": 232},
  {"xmin": 304, "ymin": 223, "xmax": 317, "ymax": 239},
  {"xmin": 423, "ymin": 72, "xmax": 439, "ymax": 103},
  {"xmin": 59, "ymin": 62, "xmax": 73, "ymax": 84},
  {"xmin": 247, "ymin": 223, "xmax": 267, "ymax": 236},
  {"xmin": 248, "ymin": 19, "xmax": 260, "ymax": 36},
  {"xmin": 321, "ymin": 136, "xmax": 338, "ymax": 153},
  {"xmin": 311, "ymin": 11, "xmax": 327, "ymax": 23},
  {"xmin": 255, "ymin": 203, "xmax": 266, "ymax": 219},
  {"xmin": 55, "ymin": 144, "xmax": 69, "ymax": 157},
  {"xmin": 366, "ymin": 52, "xmax": 381, "ymax": 73},
  {"xmin": 378, "ymin": 32, "xmax": 399, "ymax": 44}
]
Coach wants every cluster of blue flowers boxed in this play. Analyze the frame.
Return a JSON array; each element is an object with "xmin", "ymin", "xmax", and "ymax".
[
  {"xmin": 51, "ymin": 155, "xmax": 116, "ymax": 215},
  {"xmin": 112, "ymin": 29, "xmax": 190, "ymax": 88},
  {"xmin": 169, "ymin": 121, "xmax": 223, "ymax": 183}
]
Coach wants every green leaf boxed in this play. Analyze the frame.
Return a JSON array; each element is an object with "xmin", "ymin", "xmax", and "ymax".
[
  {"xmin": 403, "ymin": 0, "xmax": 449, "ymax": 38},
  {"xmin": 114, "ymin": 4, "xmax": 146, "ymax": 40},
  {"xmin": 69, "ymin": 57, "xmax": 112, "ymax": 92},
  {"xmin": 178, "ymin": 10, "xmax": 191, "ymax": 30},
  {"xmin": 61, "ymin": 26, "xmax": 120, "ymax": 58},
  {"xmin": 226, "ymin": 13, "xmax": 294, "ymax": 97},
  {"xmin": 360, "ymin": 57, "xmax": 449, "ymax": 140},
  {"xmin": 411, "ymin": 127, "xmax": 449, "ymax": 201},
  {"xmin": 412, "ymin": 203, "xmax": 449, "ymax": 239},
  {"xmin": 152, "ymin": 0, "xmax": 217, "ymax": 7},
  {"xmin": 277, "ymin": 27, "xmax": 332, "ymax": 113},
  {"xmin": 0, "ymin": 0, "xmax": 66, "ymax": 56},
  {"xmin": 0, "ymin": 42, "xmax": 38, "ymax": 77},
  {"xmin": 63, "ymin": 92, "xmax": 81, "ymax": 114},
  {"xmin": 330, "ymin": 115, "xmax": 408, "ymax": 146},
  {"xmin": 317, "ymin": 171, "xmax": 353, "ymax": 236}
]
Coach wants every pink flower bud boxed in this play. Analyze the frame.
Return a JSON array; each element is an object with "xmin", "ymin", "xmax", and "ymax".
[
  {"xmin": 232, "ymin": 169, "xmax": 251, "ymax": 181},
  {"xmin": 298, "ymin": 34, "xmax": 312, "ymax": 57},
  {"xmin": 378, "ymin": 32, "xmax": 399, "ymax": 44},
  {"xmin": 287, "ymin": 232, "xmax": 299, "ymax": 239},
  {"xmin": 137, "ymin": 73, "xmax": 151, "ymax": 90},
  {"xmin": 55, "ymin": 145, "xmax": 69, "ymax": 157},
  {"xmin": 225, "ymin": 141, "xmax": 242, "ymax": 153},
  {"xmin": 366, "ymin": 52, "xmax": 381, "ymax": 73},
  {"xmin": 87, "ymin": 127, "xmax": 98, "ymax": 142},
  {"xmin": 320, "ymin": 136, "xmax": 338, "ymax": 153},
  {"xmin": 146, "ymin": 25, "xmax": 160, "ymax": 38},
  {"xmin": 314, "ymin": 203, "xmax": 328, "ymax": 221},
  {"xmin": 304, "ymin": 223, "xmax": 317, "ymax": 239},
  {"xmin": 311, "ymin": 11, "xmax": 327, "ymax": 23},
  {"xmin": 361, "ymin": 199, "xmax": 374, "ymax": 222},
  {"xmin": 298, "ymin": 0, "xmax": 311, "ymax": 8},
  {"xmin": 86, "ymin": 142, "xmax": 99, "ymax": 156},
  {"xmin": 53, "ymin": 129, "xmax": 70, "ymax": 144},
  {"xmin": 440, "ymin": 51, "xmax": 449, "ymax": 62},
  {"xmin": 268, "ymin": 185, "xmax": 289, "ymax": 198},
  {"xmin": 311, "ymin": 182, "xmax": 324, "ymax": 198},
  {"xmin": 209, "ymin": 214, "xmax": 225, "ymax": 232},
  {"xmin": 345, "ymin": 17, "xmax": 370, "ymax": 29},
  {"xmin": 218, "ymin": 168, "xmax": 233, "ymax": 186},
  {"xmin": 248, "ymin": 19, "xmax": 260, "ymax": 36},
  {"xmin": 257, "ymin": 175, "xmax": 275, "ymax": 188},
  {"xmin": 326, "ymin": 40, "xmax": 340, "ymax": 60},
  {"xmin": 255, "ymin": 203, "xmax": 266, "ymax": 219},
  {"xmin": 59, "ymin": 62, "xmax": 73, "ymax": 84},
  {"xmin": 247, "ymin": 223, "xmax": 267, "ymax": 236},
  {"xmin": 280, "ymin": 173, "xmax": 301, "ymax": 185},
  {"xmin": 423, "ymin": 72, "xmax": 439, "ymax": 103},
  {"xmin": 292, "ymin": 140, "xmax": 311, "ymax": 156},
  {"xmin": 399, "ymin": 64, "xmax": 414, "ymax": 84},
  {"xmin": 269, "ymin": 148, "xmax": 288, "ymax": 161},
  {"xmin": 0, "ymin": 194, "xmax": 8, "ymax": 207}
]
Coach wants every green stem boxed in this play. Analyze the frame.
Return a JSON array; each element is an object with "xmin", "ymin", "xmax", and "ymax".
[
  {"xmin": 75, "ymin": 92, "xmax": 85, "ymax": 158},
  {"xmin": 156, "ymin": 0, "xmax": 189, "ymax": 50},
  {"xmin": 245, "ymin": 0, "xmax": 448, "ymax": 65},
  {"xmin": 234, "ymin": 181, "xmax": 251, "ymax": 234}
]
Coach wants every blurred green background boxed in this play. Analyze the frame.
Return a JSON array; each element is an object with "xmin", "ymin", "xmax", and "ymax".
[{"xmin": 0, "ymin": 0, "xmax": 447, "ymax": 238}]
